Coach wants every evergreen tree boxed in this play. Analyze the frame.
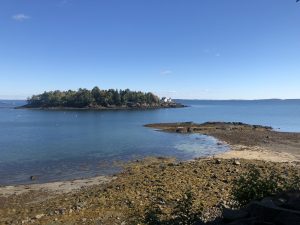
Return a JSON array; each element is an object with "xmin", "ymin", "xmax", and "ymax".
[{"xmin": 26, "ymin": 87, "xmax": 164, "ymax": 108}]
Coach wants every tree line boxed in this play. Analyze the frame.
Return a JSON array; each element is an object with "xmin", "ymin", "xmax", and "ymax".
[{"xmin": 26, "ymin": 87, "xmax": 162, "ymax": 108}]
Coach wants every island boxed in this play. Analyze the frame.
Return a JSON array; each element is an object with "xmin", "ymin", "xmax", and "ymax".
[{"xmin": 18, "ymin": 87, "xmax": 185, "ymax": 109}]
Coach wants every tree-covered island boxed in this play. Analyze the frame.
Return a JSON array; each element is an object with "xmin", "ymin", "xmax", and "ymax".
[{"xmin": 20, "ymin": 87, "xmax": 184, "ymax": 109}]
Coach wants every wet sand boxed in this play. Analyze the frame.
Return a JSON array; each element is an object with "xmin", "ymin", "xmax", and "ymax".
[{"xmin": 0, "ymin": 176, "xmax": 113, "ymax": 197}]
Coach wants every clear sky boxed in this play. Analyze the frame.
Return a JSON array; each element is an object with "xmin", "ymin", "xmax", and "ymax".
[{"xmin": 1, "ymin": 0, "xmax": 300, "ymax": 100}]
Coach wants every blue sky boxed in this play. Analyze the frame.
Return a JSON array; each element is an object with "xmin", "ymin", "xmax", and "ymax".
[{"xmin": 1, "ymin": 0, "xmax": 300, "ymax": 100}]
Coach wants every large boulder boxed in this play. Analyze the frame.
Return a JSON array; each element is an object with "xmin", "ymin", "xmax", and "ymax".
[
  {"xmin": 222, "ymin": 208, "xmax": 248, "ymax": 222},
  {"xmin": 222, "ymin": 191, "xmax": 300, "ymax": 225},
  {"xmin": 246, "ymin": 201, "xmax": 300, "ymax": 225},
  {"xmin": 176, "ymin": 127, "xmax": 188, "ymax": 133}
]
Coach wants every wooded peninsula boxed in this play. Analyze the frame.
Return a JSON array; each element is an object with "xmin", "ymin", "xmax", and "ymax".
[{"xmin": 20, "ymin": 87, "xmax": 184, "ymax": 109}]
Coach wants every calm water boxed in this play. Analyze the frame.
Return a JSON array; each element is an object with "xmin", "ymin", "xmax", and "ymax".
[{"xmin": 0, "ymin": 99, "xmax": 300, "ymax": 185}]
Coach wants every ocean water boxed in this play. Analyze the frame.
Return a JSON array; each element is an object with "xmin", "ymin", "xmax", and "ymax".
[{"xmin": 0, "ymin": 99, "xmax": 299, "ymax": 185}]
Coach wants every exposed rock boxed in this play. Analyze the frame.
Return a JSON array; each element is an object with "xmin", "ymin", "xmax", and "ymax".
[
  {"xmin": 222, "ymin": 208, "xmax": 248, "ymax": 222},
  {"xmin": 223, "ymin": 191, "xmax": 300, "ymax": 225},
  {"xmin": 233, "ymin": 160, "xmax": 241, "ymax": 166},
  {"xmin": 175, "ymin": 127, "xmax": 188, "ymax": 133},
  {"xmin": 187, "ymin": 127, "xmax": 194, "ymax": 133},
  {"xmin": 246, "ymin": 201, "xmax": 300, "ymax": 225},
  {"xmin": 30, "ymin": 176, "xmax": 37, "ymax": 181},
  {"xmin": 276, "ymin": 191, "xmax": 300, "ymax": 211},
  {"xmin": 211, "ymin": 174, "xmax": 218, "ymax": 179},
  {"xmin": 145, "ymin": 122, "xmax": 300, "ymax": 152},
  {"xmin": 21, "ymin": 219, "xmax": 30, "ymax": 224},
  {"xmin": 58, "ymin": 208, "xmax": 66, "ymax": 215},
  {"xmin": 34, "ymin": 214, "xmax": 44, "ymax": 219},
  {"xmin": 215, "ymin": 159, "xmax": 222, "ymax": 164}
]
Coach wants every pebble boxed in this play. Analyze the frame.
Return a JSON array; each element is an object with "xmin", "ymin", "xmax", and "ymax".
[
  {"xmin": 233, "ymin": 160, "xmax": 241, "ymax": 165},
  {"xmin": 30, "ymin": 175, "xmax": 38, "ymax": 181},
  {"xmin": 215, "ymin": 159, "xmax": 222, "ymax": 164},
  {"xmin": 58, "ymin": 208, "xmax": 66, "ymax": 215},
  {"xmin": 211, "ymin": 174, "xmax": 218, "ymax": 179},
  {"xmin": 34, "ymin": 214, "xmax": 44, "ymax": 219},
  {"xmin": 21, "ymin": 219, "xmax": 29, "ymax": 224}
]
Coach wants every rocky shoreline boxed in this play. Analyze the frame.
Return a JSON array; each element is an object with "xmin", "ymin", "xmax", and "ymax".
[
  {"xmin": 145, "ymin": 122, "xmax": 300, "ymax": 160},
  {"xmin": 0, "ymin": 122, "xmax": 299, "ymax": 224},
  {"xmin": 16, "ymin": 102, "xmax": 186, "ymax": 111}
]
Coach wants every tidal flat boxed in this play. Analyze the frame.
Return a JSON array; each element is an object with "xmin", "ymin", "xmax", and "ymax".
[{"xmin": 0, "ymin": 122, "xmax": 299, "ymax": 224}]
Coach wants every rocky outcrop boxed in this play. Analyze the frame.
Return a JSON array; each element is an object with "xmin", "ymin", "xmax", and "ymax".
[
  {"xmin": 221, "ymin": 191, "xmax": 300, "ymax": 225},
  {"xmin": 175, "ymin": 126, "xmax": 195, "ymax": 133}
]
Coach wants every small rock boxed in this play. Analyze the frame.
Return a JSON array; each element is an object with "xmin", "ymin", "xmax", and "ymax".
[
  {"xmin": 187, "ymin": 127, "xmax": 194, "ymax": 133},
  {"xmin": 21, "ymin": 219, "xmax": 29, "ymax": 224},
  {"xmin": 211, "ymin": 174, "xmax": 217, "ymax": 179},
  {"xmin": 30, "ymin": 176, "xmax": 37, "ymax": 181},
  {"xmin": 215, "ymin": 159, "xmax": 222, "ymax": 164},
  {"xmin": 82, "ymin": 218, "xmax": 87, "ymax": 222},
  {"xmin": 159, "ymin": 164, "xmax": 166, "ymax": 170},
  {"xmin": 58, "ymin": 208, "xmax": 66, "ymax": 215},
  {"xmin": 34, "ymin": 214, "xmax": 44, "ymax": 219},
  {"xmin": 233, "ymin": 160, "xmax": 241, "ymax": 165},
  {"xmin": 176, "ymin": 127, "xmax": 187, "ymax": 133},
  {"xmin": 261, "ymin": 197, "xmax": 277, "ymax": 207}
]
